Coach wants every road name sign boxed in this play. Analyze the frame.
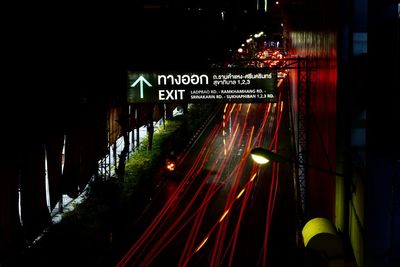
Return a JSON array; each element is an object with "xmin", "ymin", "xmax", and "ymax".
[{"xmin": 127, "ymin": 69, "xmax": 277, "ymax": 103}]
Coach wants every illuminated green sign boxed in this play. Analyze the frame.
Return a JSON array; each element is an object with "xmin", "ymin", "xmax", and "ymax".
[{"xmin": 127, "ymin": 69, "xmax": 277, "ymax": 103}]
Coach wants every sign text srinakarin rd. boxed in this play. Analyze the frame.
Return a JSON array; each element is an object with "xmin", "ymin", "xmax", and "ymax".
[{"xmin": 127, "ymin": 69, "xmax": 277, "ymax": 103}]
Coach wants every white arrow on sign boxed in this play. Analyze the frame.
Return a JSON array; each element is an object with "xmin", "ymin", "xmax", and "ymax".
[{"xmin": 131, "ymin": 76, "xmax": 152, "ymax": 99}]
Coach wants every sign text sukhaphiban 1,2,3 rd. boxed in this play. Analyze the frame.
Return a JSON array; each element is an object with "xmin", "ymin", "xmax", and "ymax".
[{"xmin": 127, "ymin": 69, "xmax": 278, "ymax": 103}]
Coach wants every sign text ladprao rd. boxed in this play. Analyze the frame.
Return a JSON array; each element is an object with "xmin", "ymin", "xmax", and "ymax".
[{"xmin": 127, "ymin": 69, "xmax": 277, "ymax": 103}]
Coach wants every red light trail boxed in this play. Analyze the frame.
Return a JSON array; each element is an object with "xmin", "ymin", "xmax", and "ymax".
[{"xmin": 116, "ymin": 94, "xmax": 285, "ymax": 267}]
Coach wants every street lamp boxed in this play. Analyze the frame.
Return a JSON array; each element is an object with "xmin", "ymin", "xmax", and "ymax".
[
  {"xmin": 250, "ymin": 147, "xmax": 344, "ymax": 177},
  {"xmin": 251, "ymin": 147, "xmax": 348, "ymax": 259}
]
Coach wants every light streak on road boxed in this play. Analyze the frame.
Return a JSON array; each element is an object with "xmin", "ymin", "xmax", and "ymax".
[
  {"xmin": 195, "ymin": 236, "xmax": 209, "ymax": 253},
  {"xmin": 236, "ymin": 188, "xmax": 245, "ymax": 199},
  {"xmin": 219, "ymin": 209, "xmax": 230, "ymax": 222},
  {"xmin": 116, "ymin": 92, "xmax": 287, "ymax": 267}
]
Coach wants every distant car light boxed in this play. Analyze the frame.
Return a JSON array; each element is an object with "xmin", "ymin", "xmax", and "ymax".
[{"xmin": 166, "ymin": 160, "xmax": 176, "ymax": 171}]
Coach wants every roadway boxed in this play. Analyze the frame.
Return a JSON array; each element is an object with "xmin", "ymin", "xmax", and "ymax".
[{"xmin": 111, "ymin": 75, "xmax": 303, "ymax": 266}]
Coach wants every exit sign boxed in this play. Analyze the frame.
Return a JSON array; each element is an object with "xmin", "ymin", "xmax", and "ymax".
[{"xmin": 127, "ymin": 69, "xmax": 277, "ymax": 103}]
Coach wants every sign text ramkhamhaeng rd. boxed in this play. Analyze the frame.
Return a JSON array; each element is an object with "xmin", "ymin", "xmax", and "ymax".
[{"xmin": 127, "ymin": 69, "xmax": 278, "ymax": 103}]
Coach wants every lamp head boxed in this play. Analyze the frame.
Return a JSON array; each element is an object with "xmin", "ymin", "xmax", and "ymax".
[
  {"xmin": 250, "ymin": 147, "xmax": 344, "ymax": 176},
  {"xmin": 250, "ymin": 147, "xmax": 288, "ymax": 165},
  {"xmin": 250, "ymin": 147, "xmax": 271, "ymax": 165}
]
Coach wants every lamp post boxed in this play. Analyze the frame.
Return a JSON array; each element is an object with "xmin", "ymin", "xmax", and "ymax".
[
  {"xmin": 251, "ymin": 147, "xmax": 353, "ymax": 260},
  {"xmin": 250, "ymin": 147, "xmax": 344, "ymax": 177}
]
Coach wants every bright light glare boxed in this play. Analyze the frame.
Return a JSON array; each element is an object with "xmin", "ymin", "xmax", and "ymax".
[
  {"xmin": 166, "ymin": 161, "xmax": 176, "ymax": 171},
  {"xmin": 251, "ymin": 154, "xmax": 270, "ymax": 165},
  {"xmin": 254, "ymin": 31, "xmax": 264, "ymax": 38}
]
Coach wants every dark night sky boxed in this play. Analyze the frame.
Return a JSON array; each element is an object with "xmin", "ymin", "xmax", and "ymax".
[
  {"xmin": 4, "ymin": 1, "xmax": 275, "ymax": 115},
  {"xmin": 6, "ymin": 1, "xmax": 269, "ymax": 71}
]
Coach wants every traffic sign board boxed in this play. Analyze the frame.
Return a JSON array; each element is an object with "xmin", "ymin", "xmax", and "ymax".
[{"xmin": 127, "ymin": 69, "xmax": 277, "ymax": 103}]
